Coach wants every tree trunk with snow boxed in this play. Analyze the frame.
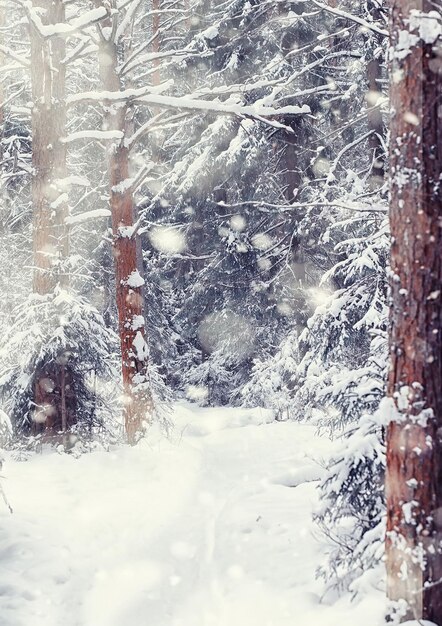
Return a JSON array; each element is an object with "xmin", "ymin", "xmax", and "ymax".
[
  {"xmin": 30, "ymin": 0, "xmax": 72, "ymax": 436},
  {"xmin": 98, "ymin": 29, "xmax": 153, "ymax": 444},
  {"xmin": 30, "ymin": 0, "xmax": 68, "ymax": 295},
  {"xmin": 386, "ymin": 1, "xmax": 442, "ymax": 622}
]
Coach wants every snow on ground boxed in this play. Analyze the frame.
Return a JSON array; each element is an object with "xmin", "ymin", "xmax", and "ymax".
[{"xmin": 0, "ymin": 403, "xmax": 386, "ymax": 626}]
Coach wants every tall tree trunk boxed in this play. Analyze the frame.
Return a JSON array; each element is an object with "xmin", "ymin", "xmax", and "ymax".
[
  {"xmin": 0, "ymin": 7, "xmax": 4, "ymax": 171},
  {"xmin": 30, "ymin": 0, "xmax": 68, "ymax": 295},
  {"xmin": 30, "ymin": 0, "xmax": 71, "ymax": 436},
  {"xmin": 98, "ymin": 32, "xmax": 153, "ymax": 444},
  {"xmin": 386, "ymin": 1, "xmax": 442, "ymax": 622},
  {"xmin": 152, "ymin": 0, "xmax": 161, "ymax": 86}
]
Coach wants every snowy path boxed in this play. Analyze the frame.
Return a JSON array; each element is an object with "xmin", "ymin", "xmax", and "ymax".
[{"xmin": 0, "ymin": 404, "xmax": 386, "ymax": 626}]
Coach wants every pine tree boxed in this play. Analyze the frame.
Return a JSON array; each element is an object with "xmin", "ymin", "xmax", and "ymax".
[{"xmin": 236, "ymin": 0, "xmax": 390, "ymax": 592}]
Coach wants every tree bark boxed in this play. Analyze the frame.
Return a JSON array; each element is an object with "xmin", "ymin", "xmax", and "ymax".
[
  {"xmin": 98, "ymin": 31, "xmax": 153, "ymax": 444},
  {"xmin": 30, "ymin": 0, "xmax": 68, "ymax": 295},
  {"xmin": 152, "ymin": 0, "xmax": 161, "ymax": 87},
  {"xmin": 30, "ymin": 0, "xmax": 71, "ymax": 437},
  {"xmin": 386, "ymin": 0, "xmax": 442, "ymax": 622}
]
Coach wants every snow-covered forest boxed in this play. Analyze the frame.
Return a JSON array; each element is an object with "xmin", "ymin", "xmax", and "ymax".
[{"xmin": 0, "ymin": 0, "xmax": 441, "ymax": 624}]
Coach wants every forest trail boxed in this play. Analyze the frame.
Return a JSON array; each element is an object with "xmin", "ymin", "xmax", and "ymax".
[{"xmin": 0, "ymin": 404, "xmax": 385, "ymax": 626}]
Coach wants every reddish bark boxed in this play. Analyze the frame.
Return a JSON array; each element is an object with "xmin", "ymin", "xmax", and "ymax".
[
  {"xmin": 98, "ymin": 33, "xmax": 153, "ymax": 443},
  {"xmin": 386, "ymin": 0, "xmax": 442, "ymax": 622}
]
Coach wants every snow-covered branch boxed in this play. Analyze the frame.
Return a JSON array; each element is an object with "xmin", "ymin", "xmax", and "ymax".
[
  {"xmin": 61, "ymin": 130, "xmax": 124, "ymax": 143},
  {"xmin": 65, "ymin": 208, "xmax": 111, "ymax": 225},
  {"xmin": 0, "ymin": 44, "xmax": 29, "ymax": 67},
  {"xmin": 68, "ymin": 91, "xmax": 310, "ymax": 131},
  {"xmin": 310, "ymin": 0, "xmax": 388, "ymax": 37},
  {"xmin": 215, "ymin": 200, "xmax": 387, "ymax": 214},
  {"xmin": 24, "ymin": 3, "xmax": 107, "ymax": 38}
]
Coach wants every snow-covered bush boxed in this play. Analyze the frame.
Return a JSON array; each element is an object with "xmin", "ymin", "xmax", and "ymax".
[
  {"xmin": 315, "ymin": 410, "xmax": 386, "ymax": 591},
  {"xmin": 300, "ymin": 212, "xmax": 389, "ymax": 590},
  {"xmin": 0, "ymin": 288, "xmax": 118, "ymax": 441},
  {"xmin": 240, "ymin": 331, "xmax": 300, "ymax": 420},
  {"xmin": 182, "ymin": 347, "xmax": 241, "ymax": 407}
]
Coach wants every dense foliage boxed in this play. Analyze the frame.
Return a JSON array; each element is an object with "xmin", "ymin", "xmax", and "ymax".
[{"xmin": 0, "ymin": 0, "xmax": 389, "ymax": 595}]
